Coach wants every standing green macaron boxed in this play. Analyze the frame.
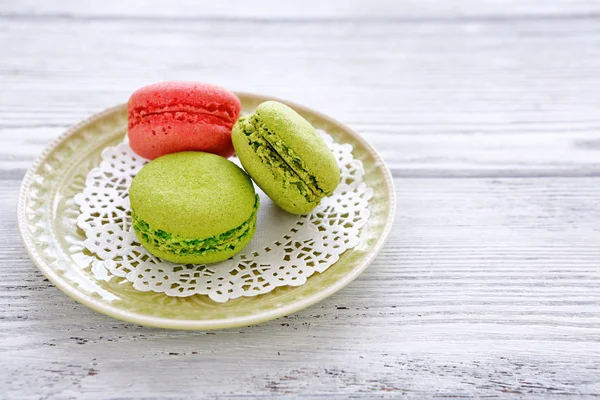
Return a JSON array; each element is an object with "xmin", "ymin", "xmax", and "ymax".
[
  {"xmin": 232, "ymin": 101, "xmax": 340, "ymax": 214},
  {"xmin": 129, "ymin": 152, "xmax": 259, "ymax": 264}
]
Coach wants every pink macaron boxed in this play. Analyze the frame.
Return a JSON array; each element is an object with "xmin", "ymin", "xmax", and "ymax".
[{"xmin": 127, "ymin": 82, "xmax": 241, "ymax": 160}]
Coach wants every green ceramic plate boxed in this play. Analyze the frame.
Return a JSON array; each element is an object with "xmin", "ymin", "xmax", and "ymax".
[{"xmin": 18, "ymin": 93, "xmax": 395, "ymax": 330}]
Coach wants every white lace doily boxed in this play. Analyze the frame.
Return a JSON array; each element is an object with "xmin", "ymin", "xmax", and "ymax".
[{"xmin": 74, "ymin": 132, "xmax": 372, "ymax": 302}]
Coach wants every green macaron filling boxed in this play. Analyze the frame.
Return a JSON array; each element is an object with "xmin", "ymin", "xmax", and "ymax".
[
  {"xmin": 236, "ymin": 115, "xmax": 324, "ymax": 202},
  {"xmin": 251, "ymin": 115, "xmax": 329, "ymax": 197},
  {"xmin": 131, "ymin": 195, "xmax": 259, "ymax": 258}
]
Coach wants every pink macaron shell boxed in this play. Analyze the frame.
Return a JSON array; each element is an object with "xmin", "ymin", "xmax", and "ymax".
[
  {"xmin": 127, "ymin": 82, "xmax": 241, "ymax": 160},
  {"xmin": 129, "ymin": 116, "xmax": 235, "ymax": 160}
]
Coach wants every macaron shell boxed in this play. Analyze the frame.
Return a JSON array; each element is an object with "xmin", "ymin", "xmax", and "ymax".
[
  {"xmin": 129, "ymin": 117, "xmax": 234, "ymax": 160},
  {"xmin": 128, "ymin": 82, "xmax": 241, "ymax": 160},
  {"xmin": 129, "ymin": 152, "xmax": 256, "ymax": 239},
  {"xmin": 232, "ymin": 121, "xmax": 317, "ymax": 215},
  {"xmin": 128, "ymin": 82, "xmax": 240, "ymax": 123}
]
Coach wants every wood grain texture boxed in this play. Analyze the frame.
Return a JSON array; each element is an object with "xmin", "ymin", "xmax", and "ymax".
[{"xmin": 1, "ymin": 0, "xmax": 600, "ymax": 398}]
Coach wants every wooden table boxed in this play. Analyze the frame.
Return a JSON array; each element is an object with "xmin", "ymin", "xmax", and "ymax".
[{"xmin": 2, "ymin": 1, "xmax": 600, "ymax": 398}]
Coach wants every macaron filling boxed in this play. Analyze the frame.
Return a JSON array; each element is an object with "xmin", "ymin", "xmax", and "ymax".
[
  {"xmin": 128, "ymin": 103, "xmax": 235, "ymax": 130},
  {"xmin": 236, "ymin": 115, "xmax": 325, "ymax": 202},
  {"xmin": 131, "ymin": 195, "xmax": 259, "ymax": 258},
  {"xmin": 251, "ymin": 115, "xmax": 329, "ymax": 197}
]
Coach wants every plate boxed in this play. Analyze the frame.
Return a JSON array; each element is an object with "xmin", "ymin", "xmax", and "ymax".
[{"xmin": 18, "ymin": 93, "xmax": 395, "ymax": 330}]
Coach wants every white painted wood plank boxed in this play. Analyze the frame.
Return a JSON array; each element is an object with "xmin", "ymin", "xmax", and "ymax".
[
  {"xmin": 4, "ymin": 0, "xmax": 600, "ymax": 20},
  {"xmin": 2, "ymin": 18, "xmax": 600, "ymax": 123},
  {"xmin": 1, "ymin": 127, "xmax": 599, "ymax": 178}
]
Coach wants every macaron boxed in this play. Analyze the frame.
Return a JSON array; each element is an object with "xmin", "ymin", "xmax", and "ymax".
[
  {"xmin": 232, "ymin": 101, "xmax": 340, "ymax": 215},
  {"xmin": 129, "ymin": 152, "xmax": 259, "ymax": 264},
  {"xmin": 127, "ymin": 82, "xmax": 241, "ymax": 160}
]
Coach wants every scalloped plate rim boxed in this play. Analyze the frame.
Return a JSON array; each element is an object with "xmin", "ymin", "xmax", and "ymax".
[{"xmin": 17, "ymin": 92, "xmax": 396, "ymax": 330}]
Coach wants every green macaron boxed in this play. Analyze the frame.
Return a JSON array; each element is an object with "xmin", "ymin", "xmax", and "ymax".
[
  {"xmin": 129, "ymin": 152, "xmax": 259, "ymax": 264},
  {"xmin": 232, "ymin": 101, "xmax": 340, "ymax": 214}
]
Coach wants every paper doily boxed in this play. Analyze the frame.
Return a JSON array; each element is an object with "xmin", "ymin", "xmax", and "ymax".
[{"xmin": 74, "ymin": 132, "xmax": 373, "ymax": 302}]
